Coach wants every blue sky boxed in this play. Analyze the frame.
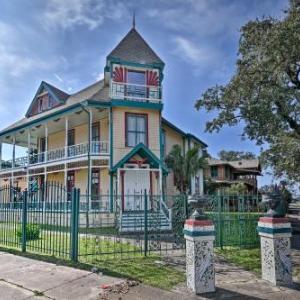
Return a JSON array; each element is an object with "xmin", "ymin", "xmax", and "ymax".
[{"xmin": 0, "ymin": 0, "xmax": 289, "ymax": 186}]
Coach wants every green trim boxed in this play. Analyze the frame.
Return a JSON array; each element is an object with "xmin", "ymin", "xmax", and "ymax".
[
  {"xmin": 161, "ymin": 118, "xmax": 186, "ymax": 136},
  {"xmin": 109, "ymin": 107, "xmax": 114, "ymax": 212},
  {"xmin": 111, "ymin": 143, "xmax": 168, "ymax": 174},
  {"xmin": 183, "ymin": 229, "xmax": 215, "ymax": 237},
  {"xmin": 257, "ymin": 227, "xmax": 291, "ymax": 234},
  {"xmin": 0, "ymin": 100, "xmax": 111, "ymax": 138},
  {"xmin": 111, "ymin": 100, "xmax": 163, "ymax": 110},
  {"xmin": 186, "ymin": 133, "xmax": 208, "ymax": 148},
  {"xmin": 107, "ymin": 57, "xmax": 165, "ymax": 70}
]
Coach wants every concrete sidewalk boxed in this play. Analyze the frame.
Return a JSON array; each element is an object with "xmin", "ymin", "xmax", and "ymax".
[
  {"xmin": 0, "ymin": 251, "xmax": 124, "ymax": 300},
  {"xmin": 0, "ymin": 251, "xmax": 299, "ymax": 300}
]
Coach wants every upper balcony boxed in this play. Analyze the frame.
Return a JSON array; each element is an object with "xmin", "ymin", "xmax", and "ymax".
[
  {"xmin": 110, "ymin": 81, "xmax": 162, "ymax": 103},
  {"xmin": 0, "ymin": 141, "xmax": 109, "ymax": 172}
]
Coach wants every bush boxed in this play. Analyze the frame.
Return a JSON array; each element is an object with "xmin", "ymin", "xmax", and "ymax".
[{"xmin": 16, "ymin": 224, "xmax": 40, "ymax": 241}]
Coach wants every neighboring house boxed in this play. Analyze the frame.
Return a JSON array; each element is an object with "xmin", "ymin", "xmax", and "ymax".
[
  {"xmin": 0, "ymin": 23, "xmax": 207, "ymax": 213},
  {"xmin": 205, "ymin": 158, "xmax": 261, "ymax": 193}
]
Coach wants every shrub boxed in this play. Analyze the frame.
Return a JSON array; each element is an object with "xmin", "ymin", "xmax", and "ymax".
[{"xmin": 16, "ymin": 224, "xmax": 40, "ymax": 241}]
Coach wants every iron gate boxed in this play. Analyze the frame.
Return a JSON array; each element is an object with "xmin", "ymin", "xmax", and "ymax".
[
  {"xmin": 0, "ymin": 183, "xmax": 77, "ymax": 259},
  {"xmin": 206, "ymin": 194, "xmax": 263, "ymax": 248}
]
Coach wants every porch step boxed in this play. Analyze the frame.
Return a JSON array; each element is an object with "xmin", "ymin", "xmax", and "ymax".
[{"xmin": 119, "ymin": 211, "xmax": 171, "ymax": 233}]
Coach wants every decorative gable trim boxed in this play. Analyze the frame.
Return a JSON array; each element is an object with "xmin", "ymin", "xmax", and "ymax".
[
  {"xmin": 25, "ymin": 81, "xmax": 68, "ymax": 118},
  {"xmin": 111, "ymin": 142, "xmax": 168, "ymax": 174}
]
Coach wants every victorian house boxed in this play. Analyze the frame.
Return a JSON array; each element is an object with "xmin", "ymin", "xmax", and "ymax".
[
  {"xmin": 205, "ymin": 158, "xmax": 261, "ymax": 193},
  {"xmin": 0, "ymin": 23, "xmax": 207, "ymax": 215}
]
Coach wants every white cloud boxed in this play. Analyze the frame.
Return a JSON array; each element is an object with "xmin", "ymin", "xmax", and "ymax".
[
  {"xmin": 173, "ymin": 36, "xmax": 213, "ymax": 64},
  {"xmin": 54, "ymin": 73, "xmax": 64, "ymax": 83},
  {"xmin": 43, "ymin": 0, "xmax": 128, "ymax": 30},
  {"xmin": 0, "ymin": 22, "xmax": 51, "ymax": 78},
  {"xmin": 95, "ymin": 72, "xmax": 104, "ymax": 81}
]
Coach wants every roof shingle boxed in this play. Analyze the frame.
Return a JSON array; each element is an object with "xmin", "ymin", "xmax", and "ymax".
[{"xmin": 107, "ymin": 28, "xmax": 164, "ymax": 65}]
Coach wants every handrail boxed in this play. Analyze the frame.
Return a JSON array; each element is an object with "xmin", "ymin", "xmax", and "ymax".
[
  {"xmin": 0, "ymin": 140, "xmax": 109, "ymax": 171},
  {"xmin": 110, "ymin": 81, "xmax": 162, "ymax": 102}
]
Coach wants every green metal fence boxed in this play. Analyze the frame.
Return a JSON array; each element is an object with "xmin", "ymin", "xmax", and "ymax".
[
  {"xmin": 206, "ymin": 194, "xmax": 263, "ymax": 248},
  {"xmin": 0, "ymin": 183, "xmax": 263, "ymax": 264}
]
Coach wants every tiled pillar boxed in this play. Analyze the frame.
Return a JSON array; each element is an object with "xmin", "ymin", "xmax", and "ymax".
[
  {"xmin": 258, "ymin": 217, "xmax": 293, "ymax": 286},
  {"xmin": 184, "ymin": 219, "xmax": 215, "ymax": 294}
]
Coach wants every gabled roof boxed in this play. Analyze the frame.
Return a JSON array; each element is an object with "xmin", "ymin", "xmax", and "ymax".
[
  {"xmin": 0, "ymin": 80, "xmax": 109, "ymax": 136},
  {"xmin": 25, "ymin": 81, "xmax": 69, "ymax": 117},
  {"xmin": 107, "ymin": 28, "xmax": 164, "ymax": 65},
  {"xmin": 162, "ymin": 118, "xmax": 208, "ymax": 148},
  {"xmin": 111, "ymin": 143, "xmax": 168, "ymax": 173},
  {"xmin": 208, "ymin": 158, "xmax": 261, "ymax": 173}
]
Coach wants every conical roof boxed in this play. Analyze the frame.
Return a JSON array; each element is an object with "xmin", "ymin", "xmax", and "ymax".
[{"xmin": 107, "ymin": 28, "xmax": 164, "ymax": 65}]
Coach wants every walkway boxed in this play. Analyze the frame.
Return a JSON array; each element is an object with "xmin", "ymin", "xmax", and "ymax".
[{"xmin": 0, "ymin": 248, "xmax": 299, "ymax": 300}]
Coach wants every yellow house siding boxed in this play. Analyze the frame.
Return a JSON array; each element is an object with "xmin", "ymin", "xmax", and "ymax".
[
  {"xmin": 47, "ymin": 172, "xmax": 64, "ymax": 184},
  {"xmin": 162, "ymin": 125, "xmax": 184, "ymax": 195},
  {"xmin": 48, "ymin": 131, "xmax": 65, "ymax": 151},
  {"xmin": 99, "ymin": 117, "xmax": 109, "ymax": 141},
  {"xmin": 100, "ymin": 168, "xmax": 109, "ymax": 193},
  {"xmin": 162, "ymin": 125, "xmax": 184, "ymax": 155},
  {"xmin": 112, "ymin": 107, "xmax": 160, "ymax": 165},
  {"xmin": 74, "ymin": 124, "xmax": 88, "ymax": 144}
]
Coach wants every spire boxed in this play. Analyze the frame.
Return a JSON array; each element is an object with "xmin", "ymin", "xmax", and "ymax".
[{"xmin": 132, "ymin": 11, "xmax": 136, "ymax": 29}]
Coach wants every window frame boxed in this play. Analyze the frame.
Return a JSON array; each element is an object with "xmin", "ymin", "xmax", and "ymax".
[
  {"xmin": 91, "ymin": 169, "xmax": 100, "ymax": 200},
  {"xmin": 92, "ymin": 122, "xmax": 100, "ymax": 142},
  {"xmin": 125, "ymin": 112, "xmax": 148, "ymax": 148},
  {"xmin": 211, "ymin": 166, "xmax": 218, "ymax": 178}
]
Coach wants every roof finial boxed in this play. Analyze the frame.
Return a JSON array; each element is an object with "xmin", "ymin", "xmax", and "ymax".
[{"xmin": 132, "ymin": 11, "xmax": 136, "ymax": 29}]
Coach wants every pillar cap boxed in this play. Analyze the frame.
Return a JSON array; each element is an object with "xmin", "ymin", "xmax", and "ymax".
[{"xmin": 259, "ymin": 217, "xmax": 290, "ymax": 224}]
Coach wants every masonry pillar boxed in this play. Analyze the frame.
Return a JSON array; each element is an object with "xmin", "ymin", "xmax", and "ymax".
[
  {"xmin": 258, "ymin": 217, "xmax": 293, "ymax": 286},
  {"xmin": 184, "ymin": 218, "xmax": 215, "ymax": 294}
]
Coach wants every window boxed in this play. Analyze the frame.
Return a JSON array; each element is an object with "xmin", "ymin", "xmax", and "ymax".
[
  {"xmin": 92, "ymin": 123, "xmax": 100, "ymax": 141},
  {"xmin": 161, "ymin": 129, "xmax": 166, "ymax": 157},
  {"xmin": 126, "ymin": 113, "xmax": 148, "ymax": 147},
  {"xmin": 67, "ymin": 171, "xmax": 75, "ymax": 200},
  {"xmin": 68, "ymin": 129, "xmax": 75, "ymax": 157},
  {"xmin": 225, "ymin": 166, "xmax": 231, "ymax": 179},
  {"xmin": 126, "ymin": 70, "xmax": 146, "ymax": 98},
  {"xmin": 91, "ymin": 170, "xmax": 100, "ymax": 200},
  {"xmin": 37, "ymin": 93, "xmax": 52, "ymax": 113},
  {"xmin": 68, "ymin": 129, "xmax": 75, "ymax": 146},
  {"xmin": 211, "ymin": 166, "xmax": 218, "ymax": 178}
]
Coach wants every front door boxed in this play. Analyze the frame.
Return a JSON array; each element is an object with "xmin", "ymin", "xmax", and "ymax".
[{"xmin": 123, "ymin": 169, "xmax": 150, "ymax": 211}]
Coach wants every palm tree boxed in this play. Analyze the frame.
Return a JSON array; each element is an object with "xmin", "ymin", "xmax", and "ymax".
[{"xmin": 165, "ymin": 144, "xmax": 207, "ymax": 195}]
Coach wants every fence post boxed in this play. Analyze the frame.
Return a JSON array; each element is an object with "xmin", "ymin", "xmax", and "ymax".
[
  {"xmin": 21, "ymin": 190, "xmax": 27, "ymax": 252},
  {"xmin": 144, "ymin": 190, "xmax": 148, "ymax": 257},
  {"xmin": 70, "ymin": 188, "xmax": 80, "ymax": 262},
  {"xmin": 217, "ymin": 195, "xmax": 223, "ymax": 249}
]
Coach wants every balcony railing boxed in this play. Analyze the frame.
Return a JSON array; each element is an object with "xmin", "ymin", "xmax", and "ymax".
[
  {"xmin": 0, "ymin": 141, "xmax": 109, "ymax": 171},
  {"xmin": 110, "ymin": 81, "xmax": 162, "ymax": 102}
]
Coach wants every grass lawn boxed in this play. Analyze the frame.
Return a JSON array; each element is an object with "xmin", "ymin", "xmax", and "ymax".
[
  {"xmin": 0, "ymin": 223, "xmax": 185, "ymax": 290},
  {"xmin": 215, "ymin": 247, "xmax": 261, "ymax": 274}
]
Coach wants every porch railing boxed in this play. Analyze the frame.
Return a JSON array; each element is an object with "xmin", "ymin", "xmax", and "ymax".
[
  {"xmin": 0, "ymin": 141, "xmax": 109, "ymax": 171},
  {"xmin": 110, "ymin": 81, "xmax": 162, "ymax": 102}
]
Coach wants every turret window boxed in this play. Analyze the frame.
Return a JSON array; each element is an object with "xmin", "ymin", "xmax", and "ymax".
[{"xmin": 126, "ymin": 70, "xmax": 146, "ymax": 98}]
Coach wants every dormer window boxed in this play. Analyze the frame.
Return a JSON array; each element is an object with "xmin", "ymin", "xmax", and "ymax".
[{"xmin": 37, "ymin": 92, "xmax": 51, "ymax": 113}]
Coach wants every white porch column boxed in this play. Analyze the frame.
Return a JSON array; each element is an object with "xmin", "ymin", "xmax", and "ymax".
[
  {"xmin": 45, "ymin": 123, "xmax": 48, "ymax": 163},
  {"xmin": 65, "ymin": 116, "xmax": 68, "ymax": 158},
  {"xmin": 12, "ymin": 136, "xmax": 16, "ymax": 169},
  {"xmin": 0, "ymin": 141, "xmax": 2, "ymax": 171},
  {"xmin": 159, "ymin": 167, "xmax": 163, "ymax": 194},
  {"xmin": 88, "ymin": 109, "xmax": 93, "ymax": 209},
  {"xmin": 27, "ymin": 130, "xmax": 31, "ymax": 190}
]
